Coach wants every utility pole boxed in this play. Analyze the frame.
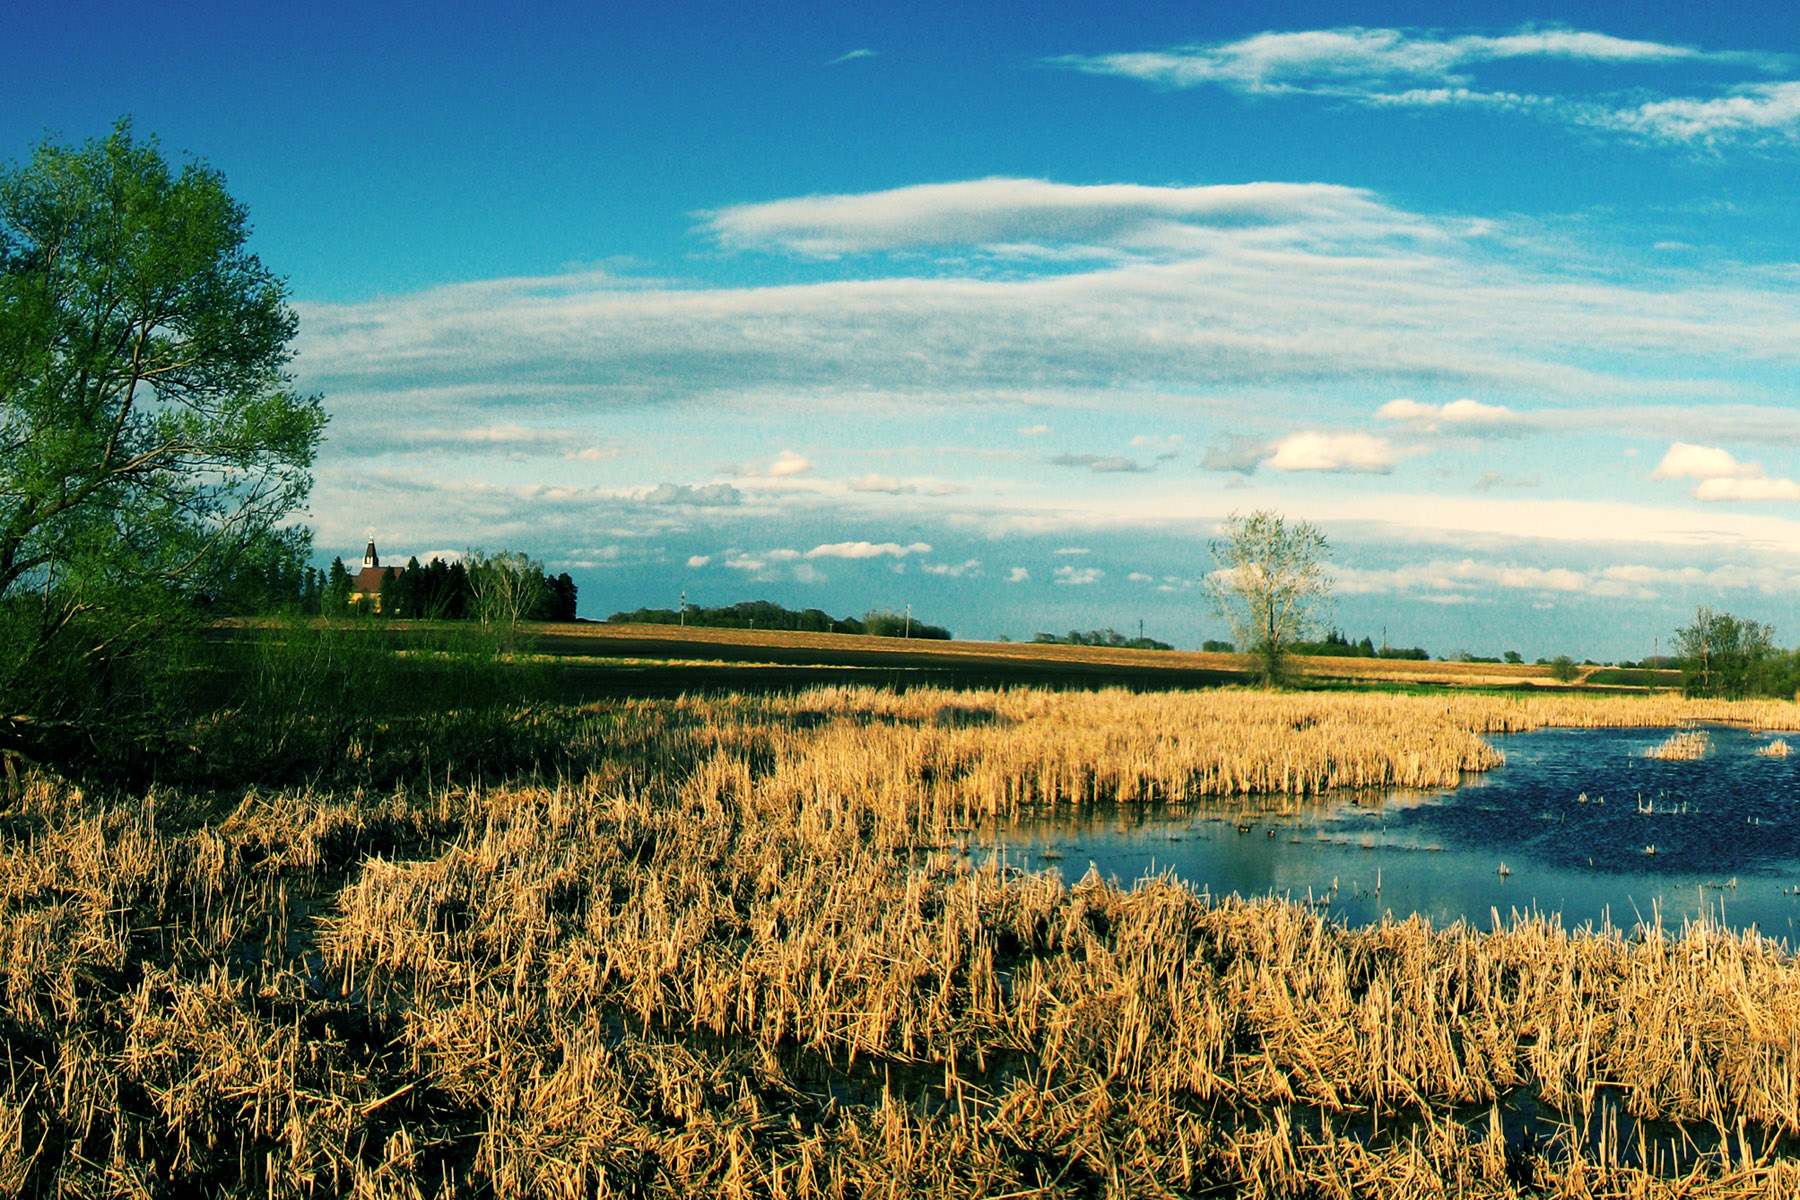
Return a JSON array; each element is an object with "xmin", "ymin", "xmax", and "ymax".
[
  {"xmin": 1139, "ymin": 618, "xmax": 1144, "ymax": 642},
  {"xmin": 680, "ymin": 590, "xmax": 687, "ymax": 627},
  {"xmin": 905, "ymin": 604, "xmax": 912, "ymax": 639}
]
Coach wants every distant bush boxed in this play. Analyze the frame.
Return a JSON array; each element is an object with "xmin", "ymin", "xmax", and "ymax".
[{"xmin": 1201, "ymin": 639, "xmax": 1234, "ymax": 653}]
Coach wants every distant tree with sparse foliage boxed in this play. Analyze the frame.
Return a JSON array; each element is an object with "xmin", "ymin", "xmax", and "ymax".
[{"xmin": 1205, "ymin": 510, "xmax": 1332, "ymax": 685}]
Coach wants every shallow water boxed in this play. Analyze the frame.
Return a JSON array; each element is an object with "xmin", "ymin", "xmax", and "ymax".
[{"xmin": 984, "ymin": 725, "xmax": 1800, "ymax": 941}]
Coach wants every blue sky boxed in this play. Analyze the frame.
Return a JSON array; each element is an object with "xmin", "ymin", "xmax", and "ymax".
[{"xmin": 9, "ymin": 2, "xmax": 1800, "ymax": 658}]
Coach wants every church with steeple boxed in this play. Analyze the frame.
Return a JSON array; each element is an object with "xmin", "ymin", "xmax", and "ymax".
[{"xmin": 348, "ymin": 538, "xmax": 405, "ymax": 609}]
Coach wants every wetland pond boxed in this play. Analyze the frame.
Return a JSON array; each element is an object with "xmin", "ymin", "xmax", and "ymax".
[{"xmin": 988, "ymin": 724, "xmax": 1800, "ymax": 942}]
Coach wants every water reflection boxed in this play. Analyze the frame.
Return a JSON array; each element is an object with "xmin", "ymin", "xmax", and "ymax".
[{"xmin": 984, "ymin": 725, "xmax": 1800, "ymax": 942}]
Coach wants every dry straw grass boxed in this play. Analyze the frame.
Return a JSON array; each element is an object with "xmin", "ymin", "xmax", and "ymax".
[
  {"xmin": 1647, "ymin": 730, "xmax": 1710, "ymax": 761},
  {"xmin": 0, "ymin": 685, "xmax": 1797, "ymax": 1196}
]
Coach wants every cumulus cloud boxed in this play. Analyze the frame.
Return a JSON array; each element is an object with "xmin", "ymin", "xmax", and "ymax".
[
  {"xmin": 1054, "ymin": 566, "xmax": 1104, "ymax": 586},
  {"xmin": 1049, "ymin": 453, "xmax": 1150, "ymax": 473},
  {"xmin": 1650, "ymin": 442, "xmax": 1754, "ymax": 481},
  {"xmin": 642, "ymin": 482, "xmax": 743, "ymax": 506},
  {"xmin": 1266, "ymin": 431, "xmax": 1398, "ymax": 474},
  {"xmin": 1649, "ymin": 441, "xmax": 1800, "ymax": 500},
  {"xmin": 769, "ymin": 450, "xmax": 815, "ymax": 477},
  {"xmin": 1019, "ymin": 424, "xmax": 1050, "ymax": 436},
  {"xmin": 1007, "ymin": 567, "xmax": 1030, "ymax": 583},
  {"xmin": 686, "ymin": 554, "xmax": 712, "ymax": 568},
  {"xmin": 922, "ymin": 559, "xmax": 982, "ymax": 577},
  {"xmin": 805, "ymin": 540, "xmax": 932, "ymax": 559},
  {"xmin": 1378, "ymin": 397, "xmax": 1520, "ymax": 433}
]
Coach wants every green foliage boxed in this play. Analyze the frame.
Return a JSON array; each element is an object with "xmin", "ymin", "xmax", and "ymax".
[
  {"xmin": 1290, "ymin": 630, "xmax": 1382, "ymax": 658},
  {"xmin": 0, "ymin": 121, "xmax": 325, "ymax": 766},
  {"xmin": 606, "ymin": 599, "xmax": 949, "ymax": 639},
  {"xmin": 1674, "ymin": 606, "xmax": 1775, "ymax": 698},
  {"xmin": 1031, "ymin": 628, "xmax": 1172, "ymax": 650},
  {"xmin": 856, "ymin": 610, "xmax": 952, "ymax": 640},
  {"xmin": 1205, "ymin": 509, "xmax": 1332, "ymax": 685},
  {"xmin": 183, "ymin": 619, "xmax": 562, "ymax": 785},
  {"xmin": 1549, "ymin": 655, "xmax": 1579, "ymax": 683}
]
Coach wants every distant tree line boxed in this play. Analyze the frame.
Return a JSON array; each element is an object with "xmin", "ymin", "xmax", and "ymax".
[
  {"xmin": 607, "ymin": 600, "xmax": 950, "ymax": 640},
  {"xmin": 199, "ymin": 548, "xmax": 578, "ymax": 623},
  {"xmin": 1280, "ymin": 630, "xmax": 1430, "ymax": 660},
  {"xmin": 1673, "ymin": 606, "xmax": 1800, "ymax": 698},
  {"xmin": 1031, "ymin": 629, "xmax": 1173, "ymax": 651}
]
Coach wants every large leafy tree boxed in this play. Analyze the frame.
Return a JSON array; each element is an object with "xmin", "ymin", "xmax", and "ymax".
[
  {"xmin": 1205, "ymin": 509, "xmax": 1332, "ymax": 685},
  {"xmin": 1673, "ymin": 606, "xmax": 1773, "ymax": 698},
  {"xmin": 1, "ymin": 121, "xmax": 325, "ymax": 759}
]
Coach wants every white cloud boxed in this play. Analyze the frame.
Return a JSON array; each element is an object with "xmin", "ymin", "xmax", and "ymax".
[
  {"xmin": 642, "ymin": 482, "xmax": 743, "ymax": 506},
  {"xmin": 1333, "ymin": 557, "xmax": 1800, "ymax": 600},
  {"xmin": 1650, "ymin": 442, "xmax": 1754, "ymax": 481},
  {"xmin": 686, "ymin": 554, "xmax": 711, "ymax": 568},
  {"xmin": 922, "ymin": 559, "xmax": 982, "ymax": 577},
  {"xmin": 805, "ymin": 540, "xmax": 932, "ymax": 559},
  {"xmin": 1048, "ymin": 27, "xmax": 1796, "ymax": 144},
  {"xmin": 828, "ymin": 48, "xmax": 878, "ymax": 65},
  {"xmin": 1048, "ymin": 27, "xmax": 1750, "ymax": 93},
  {"xmin": 1266, "ymin": 431, "xmax": 1398, "ymax": 474},
  {"xmin": 298, "ymin": 197, "xmax": 1800, "ymax": 435},
  {"xmin": 1054, "ymin": 565, "xmax": 1104, "ymax": 586},
  {"xmin": 846, "ymin": 473, "xmax": 915, "ymax": 494},
  {"xmin": 724, "ymin": 554, "xmax": 766, "ymax": 572},
  {"xmin": 1128, "ymin": 571, "xmax": 1154, "ymax": 582},
  {"xmin": 1648, "ymin": 441, "xmax": 1800, "ymax": 500},
  {"xmin": 1054, "ymin": 547, "xmax": 1090, "ymax": 556},
  {"xmin": 1596, "ymin": 82, "xmax": 1800, "ymax": 144},
  {"xmin": 703, "ymin": 178, "xmax": 1418, "ymax": 257},
  {"xmin": 1377, "ymin": 397, "xmax": 1519, "ymax": 433},
  {"xmin": 1019, "ymin": 424, "xmax": 1050, "ymax": 436},
  {"xmin": 769, "ymin": 450, "xmax": 815, "ymax": 477},
  {"xmin": 1692, "ymin": 476, "xmax": 1800, "ymax": 502},
  {"xmin": 1007, "ymin": 567, "xmax": 1030, "ymax": 583}
]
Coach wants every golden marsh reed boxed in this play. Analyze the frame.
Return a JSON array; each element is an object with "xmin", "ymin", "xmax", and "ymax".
[{"xmin": 1, "ymin": 685, "xmax": 1798, "ymax": 1196}]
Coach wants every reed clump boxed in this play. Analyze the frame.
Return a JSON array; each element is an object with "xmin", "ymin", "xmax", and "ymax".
[
  {"xmin": 1647, "ymin": 730, "xmax": 1711, "ymax": 761},
  {"xmin": 2, "ymin": 684, "xmax": 1799, "ymax": 1196}
]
